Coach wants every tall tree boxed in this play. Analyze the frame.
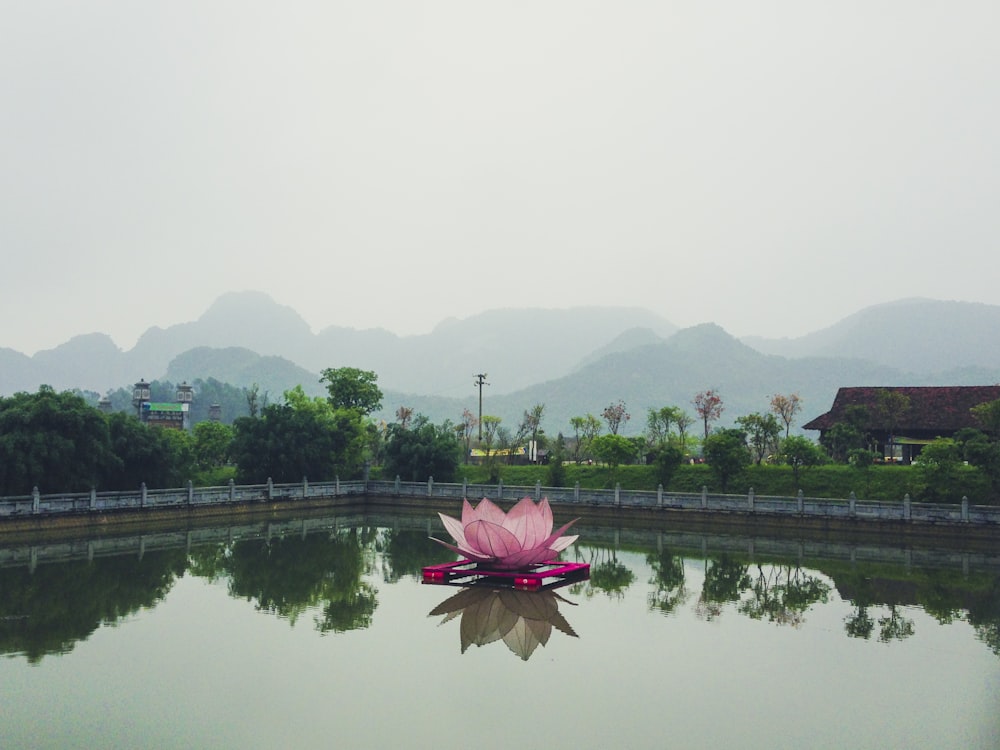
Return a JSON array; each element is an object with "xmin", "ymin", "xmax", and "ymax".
[
  {"xmin": 382, "ymin": 415, "xmax": 462, "ymax": 482},
  {"xmin": 693, "ymin": 390, "xmax": 724, "ymax": 440},
  {"xmin": 702, "ymin": 428, "xmax": 750, "ymax": 493},
  {"xmin": 735, "ymin": 412, "xmax": 782, "ymax": 465},
  {"xmin": 602, "ymin": 400, "xmax": 631, "ymax": 435},
  {"xmin": 320, "ymin": 367, "xmax": 383, "ymax": 416},
  {"xmin": 569, "ymin": 414, "xmax": 602, "ymax": 463},
  {"xmin": 769, "ymin": 393, "xmax": 803, "ymax": 439}
]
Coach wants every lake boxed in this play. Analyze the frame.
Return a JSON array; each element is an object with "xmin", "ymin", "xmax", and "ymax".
[{"xmin": 1, "ymin": 503, "xmax": 998, "ymax": 749}]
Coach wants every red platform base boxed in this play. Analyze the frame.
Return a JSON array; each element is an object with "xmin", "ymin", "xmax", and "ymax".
[{"xmin": 422, "ymin": 560, "xmax": 590, "ymax": 590}]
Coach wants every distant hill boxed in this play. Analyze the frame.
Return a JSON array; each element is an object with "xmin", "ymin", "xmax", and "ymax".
[
  {"xmin": 3, "ymin": 293, "xmax": 998, "ymax": 442},
  {"xmin": 0, "ymin": 291, "xmax": 677, "ymax": 397},
  {"xmin": 742, "ymin": 299, "xmax": 1000, "ymax": 373}
]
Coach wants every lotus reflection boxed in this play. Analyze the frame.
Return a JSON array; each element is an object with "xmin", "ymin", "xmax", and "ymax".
[{"xmin": 429, "ymin": 586, "xmax": 579, "ymax": 660}]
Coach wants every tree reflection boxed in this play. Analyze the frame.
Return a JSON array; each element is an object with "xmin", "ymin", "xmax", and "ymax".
[
  {"xmin": 647, "ymin": 549, "xmax": 690, "ymax": 615},
  {"xmin": 696, "ymin": 555, "xmax": 750, "ymax": 621},
  {"xmin": 840, "ymin": 575, "xmax": 914, "ymax": 642},
  {"xmin": 377, "ymin": 529, "xmax": 446, "ymax": 583},
  {"xmin": 738, "ymin": 564, "xmax": 831, "ymax": 627},
  {"xmin": 0, "ymin": 550, "xmax": 187, "ymax": 663},
  {"xmin": 571, "ymin": 546, "xmax": 635, "ymax": 600},
  {"xmin": 190, "ymin": 528, "xmax": 378, "ymax": 633}
]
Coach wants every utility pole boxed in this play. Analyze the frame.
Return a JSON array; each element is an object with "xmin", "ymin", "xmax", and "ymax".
[{"xmin": 474, "ymin": 373, "xmax": 489, "ymax": 440}]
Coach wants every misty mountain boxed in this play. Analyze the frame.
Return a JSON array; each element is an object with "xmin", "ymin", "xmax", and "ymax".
[
  {"xmin": 742, "ymin": 298, "xmax": 1000, "ymax": 373},
  {"xmin": 0, "ymin": 291, "xmax": 677, "ymax": 397},
  {"xmin": 379, "ymin": 323, "xmax": 997, "ymax": 438},
  {"xmin": 3, "ymin": 293, "xmax": 998, "ymax": 442}
]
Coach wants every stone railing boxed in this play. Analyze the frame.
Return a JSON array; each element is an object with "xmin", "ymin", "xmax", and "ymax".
[{"xmin": 2, "ymin": 476, "xmax": 997, "ymax": 527}]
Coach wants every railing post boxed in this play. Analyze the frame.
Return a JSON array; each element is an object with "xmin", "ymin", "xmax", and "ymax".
[
  {"xmin": 574, "ymin": 482, "xmax": 580, "ymax": 503},
  {"xmin": 188, "ymin": 480, "xmax": 194, "ymax": 506},
  {"xmin": 90, "ymin": 487, "xmax": 97, "ymax": 511},
  {"xmin": 701, "ymin": 485, "xmax": 708, "ymax": 509},
  {"xmin": 797, "ymin": 489, "xmax": 804, "ymax": 513},
  {"xmin": 961, "ymin": 496, "xmax": 969, "ymax": 522},
  {"xmin": 615, "ymin": 483, "xmax": 621, "ymax": 507},
  {"xmin": 267, "ymin": 477, "xmax": 273, "ymax": 501},
  {"xmin": 535, "ymin": 481, "xmax": 541, "ymax": 500},
  {"xmin": 229, "ymin": 478, "xmax": 235, "ymax": 502},
  {"xmin": 497, "ymin": 479, "xmax": 503, "ymax": 500},
  {"xmin": 748, "ymin": 487, "xmax": 755, "ymax": 511},
  {"xmin": 657, "ymin": 484, "xmax": 663, "ymax": 507},
  {"xmin": 32, "ymin": 486, "xmax": 40, "ymax": 515},
  {"xmin": 903, "ymin": 493, "xmax": 911, "ymax": 521},
  {"xmin": 462, "ymin": 478, "xmax": 468, "ymax": 497},
  {"xmin": 394, "ymin": 475, "xmax": 401, "ymax": 496},
  {"xmin": 141, "ymin": 482, "xmax": 147, "ymax": 509},
  {"xmin": 428, "ymin": 476, "xmax": 434, "ymax": 497},
  {"xmin": 849, "ymin": 491, "xmax": 856, "ymax": 516},
  {"xmin": 336, "ymin": 476, "xmax": 340, "ymax": 495}
]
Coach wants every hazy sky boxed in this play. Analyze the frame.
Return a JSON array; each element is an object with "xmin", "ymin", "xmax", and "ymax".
[{"xmin": 2, "ymin": 2, "xmax": 998, "ymax": 355}]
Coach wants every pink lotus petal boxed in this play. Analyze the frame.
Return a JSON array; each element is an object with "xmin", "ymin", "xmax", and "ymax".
[
  {"xmin": 471, "ymin": 497, "xmax": 508, "ymax": 526},
  {"xmin": 502, "ymin": 496, "xmax": 550, "ymax": 550},
  {"xmin": 429, "ymin": 536, "xmax": 493, "ymax": 561},
  {"xmin": 438, "ymin": 512, "xmax": 470, "ymax": 547},
  {"xmin": 459, "ymin": 498, "xmax": 478, "ymax": 526},
  {"xmin": 495, "ymin": 545, "xmax": 559, "ymax": 568},
  {"xmin": 546, "ymin": 534, "xmax": 579, "ymax": 554},
  {"xmin": 466, "ymin": 519, "xmax": 522, "ymax": 559},
  {"xmin": 537, "ymin": 518, "xmax": 579, "ymax": 551}
]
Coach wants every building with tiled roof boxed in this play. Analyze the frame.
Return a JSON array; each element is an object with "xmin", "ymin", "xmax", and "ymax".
[{"xmin": 803, "ymin": 385, "xmax": 1000, "ymax": 463}]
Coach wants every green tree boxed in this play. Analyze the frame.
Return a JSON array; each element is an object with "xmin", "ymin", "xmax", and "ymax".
[
  {"xmin": 916, "ymin": 437, "xmax": 964, "ymax": 502},
  {"xmin": 479, "ymin": 415, "xmax": 503, "ymax": 481},
  {"xmin": 569, "ymin": 414, "xmax": 602, "ymax": 463},
  {"xmin": 320, "ymin": 367, "xmax": 383, "ymax": 416},
  {"xmin": 651, "ymin": 444, "xmax": 684, "ymax": 488},
  {"xmin": 735, "ymin": 412, "xmax": 781, "ymax": 465},
  {"xmin": 192, "ymin": 421, "xmax": 234, "ymax": 469},
  {"xmin": 971, "ymin": 398, "xmax": 1000, "ymax": 437},
  {"xmin": 646, "ymin": 405, "xmax": 684, "ymax": 447},
  {"xmin": 0, "ymin": 386, "xmax": 119, "ymax": 495},
  {"xmin": 592, "ymin": 433, "xmax": 636, "ymax": 485},
  {"xmin": 231, "ymin": 393, "xmax": 366, "ymax": 484},
  {"xmin": 778, "ymin": 435, "xmax": 827, "ymax": 485},
  {"xmin": 547, "ymin": 433, "xmax": 567, "ymax": 487},
  {"xmin": 382, "ymin": 415, "xmax": 462, "ymax": 482},
  {"xmin": 702, "ymin": 428, "xmax": 751, "ymax": 493}
]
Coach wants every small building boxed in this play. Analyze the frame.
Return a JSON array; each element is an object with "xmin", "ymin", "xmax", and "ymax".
[
  {"xmin": 132, "ymin": 379, "xmax": 193, "ymax": 430},
  {"xmin": 803, "ymin": 385, "xmax": 1000, "ymax": 464}
]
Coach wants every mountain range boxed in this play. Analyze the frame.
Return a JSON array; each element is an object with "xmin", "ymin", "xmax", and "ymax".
[{"xmin": 2, "ymin": 293, "xmax": 998, "ymax": 436}]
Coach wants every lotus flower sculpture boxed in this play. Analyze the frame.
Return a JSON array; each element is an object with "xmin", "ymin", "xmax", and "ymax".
[{"xmin": 432, "ymin": 496, "xmax": 578, "ymax": 570}]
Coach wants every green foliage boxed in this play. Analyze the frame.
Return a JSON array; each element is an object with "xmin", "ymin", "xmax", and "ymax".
[
  {"xmin": 569, "ymin": 414, "xmax": 602, "ymax": 463},
  {"xmin": 320, "ymin": 367, "xmax": 383, "ymax": 416},
  {"xmin": 547, "ymin": 434, "xmax": 567, "ymax": 487},
  {"xmin": 0, "ymin": 386, "xmax": 118, "ymax": 495},
  {"xmin": 702, "ymin": 428, "xmax": 751, "ymax": 492},
  {"xmin": 735, "ymin": 412, "xmax": 781, "ymax": 465},
  {"xmin": 382, "ymin": 415, "xmax": 462, "ymax": 482},
  {"xmin": 104, "ymin": 412, "xmax": 194, "ymax": 490},
  {"xmin": 591, "ymin": 433, "xmax": 636, "ymax": 484},
  {"xmin": 192, "ymin": 421, "xmax": 234, "ymax": 470},
  {"xmin": 778, "ymin": 435, "xmax": 827, "ymax": 485},
  {"xmin": 971, "ymin": 398, "xmax": 1000, "ymax": 436},
  {"xmin": 231, "ymin": 394, "xmax": 366, "ymax": 484},
  {"xmin": 651, "ymin": 444, "xmax": 684, "ymax": 487},
  {"xmin": 916, "ymin": 438, "xmax": 965, "ymax": 502}
]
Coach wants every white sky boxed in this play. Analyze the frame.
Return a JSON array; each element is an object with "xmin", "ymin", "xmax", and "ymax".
[{"xmin": 2, "ymin": 2, "xmax": 998, "ymax": 355}]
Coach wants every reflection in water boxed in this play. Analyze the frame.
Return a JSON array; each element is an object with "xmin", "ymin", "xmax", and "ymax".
[
  {"xmin": 0, "ymin": 550, "xmax": 186, "ymax": 663},
  {"xmin": 189, "ymin": 528, "xmax": 378, "ymax": 633},
  {"xmin": 428, "ymin": 586, "xmax": 579, "ymax": 660},
  {"xmin": 1, "ymin": 514, "xmax": 999, "ymax": 661}
]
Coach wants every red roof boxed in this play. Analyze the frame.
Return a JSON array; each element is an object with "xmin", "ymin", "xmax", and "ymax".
[{"xmin": 803, "ymin": 386, "xmax": 1000, "ymax": 433}]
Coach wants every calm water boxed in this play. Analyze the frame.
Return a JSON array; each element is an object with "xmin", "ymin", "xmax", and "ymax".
[{"xmin": 1, "ymin": 507, "xmax": 998, "ymax": 750}]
